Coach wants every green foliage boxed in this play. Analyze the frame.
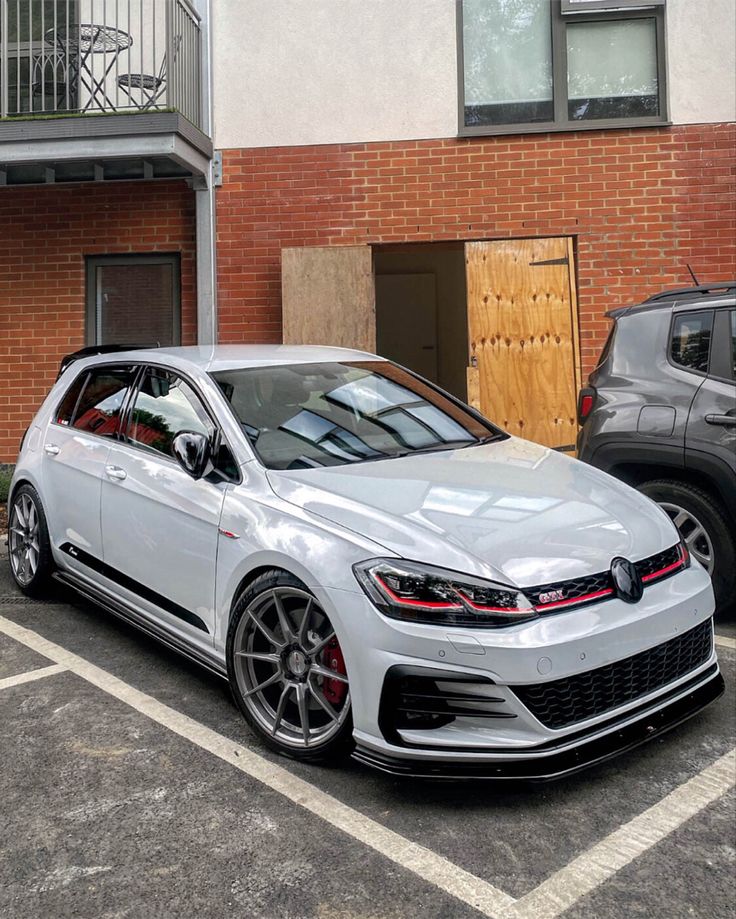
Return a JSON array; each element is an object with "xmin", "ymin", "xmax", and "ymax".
[{"xmin": 0, "ymin": 468, "xmax": 12, "ymax": 504}]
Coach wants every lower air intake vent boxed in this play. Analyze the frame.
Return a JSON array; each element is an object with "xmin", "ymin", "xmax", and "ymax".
[{"xmin": 512, "ymin": 619, "xmax": 713, "ymax": 729}]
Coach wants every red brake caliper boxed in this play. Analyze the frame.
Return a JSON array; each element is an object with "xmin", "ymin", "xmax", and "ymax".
[{"xmin": 321, "ymin": 636, "xmax": 348, "ymax": 705}]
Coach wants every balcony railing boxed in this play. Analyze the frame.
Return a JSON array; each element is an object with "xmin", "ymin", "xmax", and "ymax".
[{"xmin": 0, "ymin": 0, "xmax": 202, "ymax": 130}]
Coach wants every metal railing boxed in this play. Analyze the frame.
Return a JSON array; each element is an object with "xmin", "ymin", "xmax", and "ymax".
[{"xmin": 0, "ymin": 0, "xmax": 202, "ymax": 129}]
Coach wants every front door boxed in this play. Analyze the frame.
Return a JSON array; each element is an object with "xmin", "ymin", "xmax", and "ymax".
[
  {"xmin": 100, "ymin": 366, "xmax": 226, "ymax": 644},
  {"xmin": 464, "ymin": 237, "xmax": 581, "ymax": 451}
]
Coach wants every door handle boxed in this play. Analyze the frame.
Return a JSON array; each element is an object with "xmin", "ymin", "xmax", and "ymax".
[
  {"xmin": 705, "ymin": 414, "xmax": 736, "ymax": 427},
  {"xmin": 105, "ymin": 465, "xmax": 127, "ymax": 481},
  {"xmin": 44, "ymin": 443, "xmax": 60, "ymax": 456}
]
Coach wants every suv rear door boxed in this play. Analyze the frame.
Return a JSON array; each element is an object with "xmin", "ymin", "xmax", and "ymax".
[{"xmin": 685, "ymin": 307, "xmax": 736, "ymax": 514}]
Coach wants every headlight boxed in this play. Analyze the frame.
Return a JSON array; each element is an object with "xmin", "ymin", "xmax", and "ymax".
[{"xmin": 353, "ymin": 559, "xmax": 537, "ymax": 628}]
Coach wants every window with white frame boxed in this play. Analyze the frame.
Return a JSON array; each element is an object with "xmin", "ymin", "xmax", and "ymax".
[{"xmin": 458, "ymin": 0, "xmax": 667, "ymax": 134}]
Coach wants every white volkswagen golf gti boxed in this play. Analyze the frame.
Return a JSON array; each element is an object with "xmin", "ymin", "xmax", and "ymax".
[{"xmin": 8, "ymin": 345, "xmax": 723, "ymax": 778}]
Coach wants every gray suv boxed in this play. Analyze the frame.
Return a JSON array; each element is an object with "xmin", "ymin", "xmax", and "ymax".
[{"xmin": 577, "ymin": 282, "xmax": 736, "ymax": 613}]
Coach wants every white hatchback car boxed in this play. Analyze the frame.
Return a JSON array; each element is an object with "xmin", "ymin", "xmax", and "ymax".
[{"xmin": 8, "ymin": 345, "xmax": 723, "ymax": 778}]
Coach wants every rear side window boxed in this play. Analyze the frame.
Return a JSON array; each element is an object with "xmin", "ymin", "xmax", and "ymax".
[
  {"xmin": 55, "ymin": 372, "xmax": 88, "ymax": 425},
  {"xmin": 71, "ymin": 367, "xmax": 137, "ymax": 438},
  {"xmin": 126, "ymin": 368, "xmax": 214, "ymax": 458},
  {"xmin": 670, "ymin": 311, "xmax": 713, "ymax": 373}
]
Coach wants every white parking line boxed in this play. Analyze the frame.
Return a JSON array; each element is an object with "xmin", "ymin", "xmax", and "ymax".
[
  {"xmin": 0, "ymin": 611, "xmax": 733, "ymax": 919},
  {"xmin": 715, "ymin": 634, "xmax": 736, "ymax": 651},
  {"xmin": 503, "ymin": 747, "xmax": 736, "ymax": 919},
  {"xmin": 0, "ymin": 614, "xmax": 515, "ymax": 918},
  {"xmin": 0, "ymin": 663, "xmax": 66, "ymax": 691}
]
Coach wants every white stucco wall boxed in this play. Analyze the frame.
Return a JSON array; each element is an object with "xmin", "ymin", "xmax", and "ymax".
[{"xmin": 212, "ymin": 0, "xmax": 736, "ymax": 150}]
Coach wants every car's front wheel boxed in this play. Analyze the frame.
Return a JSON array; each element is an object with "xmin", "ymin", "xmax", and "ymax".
[
  {"xmin": 7, "ymin": 483, "xmax": 54, "ymax": 598},
  {"xmin": 226, "ymin": 570, "xmax": 354, "ymax": 763},
  {"xmin": 639, "ymin": 479, "xmax": 735, "ymax": 615}
]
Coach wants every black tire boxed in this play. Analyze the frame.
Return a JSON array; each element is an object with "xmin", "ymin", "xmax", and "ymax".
[
  {"xmin": 7, "ymin": 483, "xmax": 54, "ymax": 598},
  {"xmin": 226, "ymin": 569, "xmax": 354, "ymax": 764},
  {"xmin": 639, "ymin": 479, "xmax": 736, "ymax": 615}
]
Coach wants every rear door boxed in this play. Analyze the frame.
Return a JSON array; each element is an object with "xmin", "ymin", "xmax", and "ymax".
[
  {"xmin": 100, "ymin": 366, "xmax": 227, "ymax": 643},
  {"xmin": 685, "ymin": 307, "xmax": 736, "ymax": 486},
  {"xmin": 42, "ymin": 365, "xmax": 137, "ymax": 576}
]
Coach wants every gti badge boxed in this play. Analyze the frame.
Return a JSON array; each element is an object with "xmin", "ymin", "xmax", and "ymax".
[
  {"xmin": 539, "ymin": 588, "xmax": 565, "ymax": 604},
  {"xmin": 610, "ymin": 557, "xmax": 644, "ymax": 604}
]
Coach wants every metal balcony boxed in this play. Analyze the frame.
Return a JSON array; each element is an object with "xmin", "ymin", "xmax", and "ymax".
[{"xmin": 0, "ymin": 0, "xmax": 211, "ymax": 186}]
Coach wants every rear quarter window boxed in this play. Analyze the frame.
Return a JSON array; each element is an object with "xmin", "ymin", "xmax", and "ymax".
[
  {"xmin": 55, "ymin": 372, "xmax": 88, "ymax": 425},
  {"xmin": 670, "ymin": 311, "xmax": 713, "ymax": 373}
]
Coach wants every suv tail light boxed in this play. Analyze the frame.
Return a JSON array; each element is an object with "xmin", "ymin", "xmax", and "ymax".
[{"xmin": 577, "ymin": 387, "xmax": 597, "ymax": 425}]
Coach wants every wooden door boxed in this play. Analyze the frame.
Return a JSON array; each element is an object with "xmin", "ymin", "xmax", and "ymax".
[
  {"xmin": 375, "ymin": 273, "xmax": 438, "ymax": 381},
  {"xmin": 465, "ymin": 237, "xmax": 581, "ymax": 451},
  {"xmin": 281, "ymin": 246, "xmax": 376, "ymax": 352}
]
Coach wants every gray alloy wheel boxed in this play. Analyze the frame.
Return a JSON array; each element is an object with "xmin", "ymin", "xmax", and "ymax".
[
  {"xmin": 659, "ymin": 501, "xmax": 715, "ymax": 575},
  {"xmin": 9, "ymin": 491, "xmax": 42, "ymax": 587},
  {"xmin": 231, "ymin": 586, "xmax": 351, "ymax": 751}
]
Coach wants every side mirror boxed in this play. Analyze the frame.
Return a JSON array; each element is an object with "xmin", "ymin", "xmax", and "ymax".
[{"xmin": 172, "ymin": 431, "xmax": 211, "ymax": 479}]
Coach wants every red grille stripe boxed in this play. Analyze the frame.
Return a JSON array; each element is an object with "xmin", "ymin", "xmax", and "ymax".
[{"xmin": 534, "ymin": 588, "xmax": 614, "ymax": 612}]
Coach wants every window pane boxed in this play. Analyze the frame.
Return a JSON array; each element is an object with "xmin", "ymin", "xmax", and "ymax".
[
  {"xmin": 212, "ymin": 362, "xmax": 498, "ymax": 470},
  {"xmin": 731, "ymin": 312, "xmax": 736, "ymax": 379},
  {"xmin": 55, "ymin": 372, "xmax": 87, "ymax": 426},
  {"xmin": 567, "ymin": 19, "xmax": 658, "ymax": 120},
  {"xmin": 72, "ymin": 368, "xmax": 135, "ymax": 437},
  {"xmin": 128, "ymin": 370, "xmax": 214, "ymax": 458},
  {"xmin": 94, "ymin": 261, "xmax": 178, "ymax": 347},
  {"xmin": 463, "ymin": 0, "xmax": 553, "ymax": 127},
  {"xmin": 670, "ymin": 313, "xmax": 713, "ymax": 373}
]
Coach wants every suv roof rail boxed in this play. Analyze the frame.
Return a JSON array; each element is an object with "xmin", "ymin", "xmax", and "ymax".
[
  {"xmin": 643, "ymin": 281, "xmax": 736, "ymax": 303},
  {"xmin": 58, "ymin": 343, "xmax": 158, "ymax": 377}
]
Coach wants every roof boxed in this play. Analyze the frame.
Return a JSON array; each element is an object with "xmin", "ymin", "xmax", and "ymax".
[
  {"xmin": 65, "ymin": 344, "xmax": 385, "ymax": 375},
  {"xmin": 606, "ymin": 281, "xmax": 736, "ymax": 319}
]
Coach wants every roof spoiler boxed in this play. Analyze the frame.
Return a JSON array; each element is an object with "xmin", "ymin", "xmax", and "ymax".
[{"xmin": 58, "ymin": 343, "xmax": 158, "ymax": 378}]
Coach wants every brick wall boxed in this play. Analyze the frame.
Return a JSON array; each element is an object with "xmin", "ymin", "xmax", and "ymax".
[
  {"xmin": 0, "ymin": 181, "xmax": 196, "ymax": 463},
  {"xmin": 216, "ymin": 122, "xmax": 736, "ymax": 371}
]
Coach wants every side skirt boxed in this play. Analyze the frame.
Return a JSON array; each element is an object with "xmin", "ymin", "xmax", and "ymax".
[{"xmin": 52, "ymin": 571, "xmax": 228, "ymax": 681}]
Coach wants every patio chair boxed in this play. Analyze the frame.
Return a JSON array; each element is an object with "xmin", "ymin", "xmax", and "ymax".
[{"xmin": 116, "ymin": 36, "xmax": 181, "ymax": 111}]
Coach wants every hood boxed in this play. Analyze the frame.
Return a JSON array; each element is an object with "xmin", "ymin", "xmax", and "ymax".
[{"xmin": 267, "ymin": 437, "xmax": 679, "ymax": 588}]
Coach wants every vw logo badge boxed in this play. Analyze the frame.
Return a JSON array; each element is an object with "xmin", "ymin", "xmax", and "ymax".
[{"xmin": 610, "ymin": 557, "xmax": 644, "ymax": 604}]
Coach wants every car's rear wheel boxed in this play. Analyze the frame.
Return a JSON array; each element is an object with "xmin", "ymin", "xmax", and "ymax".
[
  {"xmin": 226, "ymin": 570, "xmax": 354, "ymax": 763},
  {"xmin": 8, "ymin": 484, "xmax": 54, "ymax": 597},
  {"xmin": 639, "ymin": 480, "xmax": 736, "ymax": 614}
]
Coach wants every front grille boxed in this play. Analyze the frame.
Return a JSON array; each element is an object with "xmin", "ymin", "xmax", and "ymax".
[
  {"xmin": 526, "ymin": 542, "xmax": 684, "ymax": 613},
  {"xmin": 512, "ymin": 619, "xmax": 713, "ymax": 729}
]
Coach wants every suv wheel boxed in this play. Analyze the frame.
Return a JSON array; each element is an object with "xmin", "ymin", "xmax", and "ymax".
[
  {"xmin": 226, "ymin": 570, "xmax": 354, "ymax": 763},
  {"xmin": 7, "ymin": 484, "xmax": 54, "ymax": 598},
  {"xmin": 639, "ymin": 480, "xmax": 736, "ymax": 614}
]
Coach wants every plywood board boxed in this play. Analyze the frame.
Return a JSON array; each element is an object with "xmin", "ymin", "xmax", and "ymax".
[
  {"xmin": 282, "ymin": 246, "xmax": 376, "ymax": 352},
  {"xmin": 375, "ymin": 273, "xmax": 438, "ymax": 381},
  {"xmin": 465, "ymin": 238, "xmax": 581, "ymax": 450}
]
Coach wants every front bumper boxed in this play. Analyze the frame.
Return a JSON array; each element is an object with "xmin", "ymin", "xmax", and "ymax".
[
  {"xmin": 353, "ymin": 666, "xmax": 724, "ymax": 779},
  {"xmin": 318, "ymin": 563, "xmax": 720, "ymax": 777}
]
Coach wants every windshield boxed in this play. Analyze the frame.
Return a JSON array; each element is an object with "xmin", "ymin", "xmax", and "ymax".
[{"xmin": 211, "ymin": 361, "xmax": 504, "ymax": 470}]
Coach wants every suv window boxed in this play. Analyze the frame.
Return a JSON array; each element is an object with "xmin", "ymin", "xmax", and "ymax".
[
  {"xmin": 126, "ymin": 368, "xmax": 214, "ymax": 458},
  {"xmin": 69, "ymin": 367, "xmax": 136, "ymax": 437},
  {"xmin": 670, "ymin": 311, "xmax": 713, "ymax": 373}
]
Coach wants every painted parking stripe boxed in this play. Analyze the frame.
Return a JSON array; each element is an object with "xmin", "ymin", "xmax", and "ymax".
[
  {"xmin": 715, "ymin": 634, "xmax": 736, "ymax": 650},
  {"xmin": 1, "ymin": 612, "xmax": 733, "ymax": 919},
  {"xmin": 0, "ymin": 663, "xmax": 66, "ymax": 691},
  {"xmin": 0, "ymin": 614, "xmax": 516, "ymax": 918},
  {"xmin": 502, "ymin": 748, "xmax": 736, "ymax": 919}
]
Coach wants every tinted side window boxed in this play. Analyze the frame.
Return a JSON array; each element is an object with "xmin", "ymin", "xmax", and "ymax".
[
  {"xmin": 670, "ymin": 311, "xmax": 713, "ymax": 373},
  {"xmin": 55, "ymin": 372, "xmax": 88, "ymax": 425},
  {"xmin": 72, "ymin": 367, "xmax": 136, "ymax": 437},
  {"xmin": 731, "ymin": 311, "xmax": 736, "ymax": 379},
  {"xmin": 127, "ymin": 368, "xmax": 214, "ymax": 458}
]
